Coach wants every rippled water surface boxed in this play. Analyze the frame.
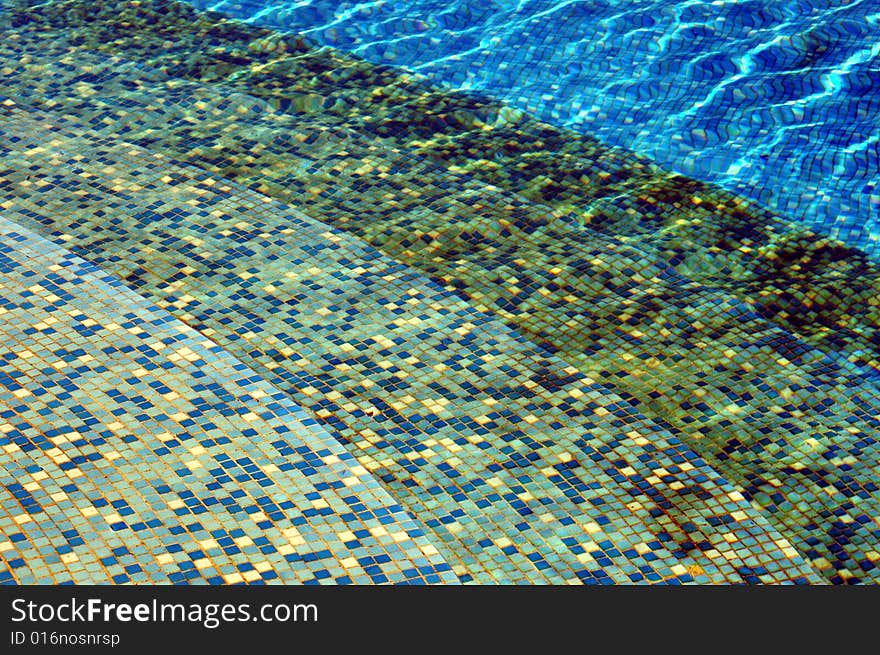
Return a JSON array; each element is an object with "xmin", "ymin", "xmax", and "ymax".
[{"xmin": 188, "ymin": 0, "xmax": 880, "ymax": 256}]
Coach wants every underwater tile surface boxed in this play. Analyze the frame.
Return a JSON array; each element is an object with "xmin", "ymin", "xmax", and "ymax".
[
  {"xmin": 0, "ymin": 216, "xmax": 457, "ymax": 585},
  {"xmin": 0, "ymin": 0, "xmax": 878, "ymax": 584},
  {"xmin": 0, "ymin": 101, "xmax": 828, "ymax": 585}
]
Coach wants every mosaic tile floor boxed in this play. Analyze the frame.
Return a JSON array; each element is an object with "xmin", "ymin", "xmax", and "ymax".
[
  {"xmin": 0, "ymin": 0, "xmax": 878, "ymax": 584},
  {"xmin": 0, "ymin": 216, "xmax": 457, "ymax": 585}
]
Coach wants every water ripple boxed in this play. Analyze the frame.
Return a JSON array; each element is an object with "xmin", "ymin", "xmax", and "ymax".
[{"xmin": 186, "ymin": 0, "xmax": 880, "ymax": 255}]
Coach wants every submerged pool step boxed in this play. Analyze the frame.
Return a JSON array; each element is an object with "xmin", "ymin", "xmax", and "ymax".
[
  {"xmin": 0, "ymin": 24, "xmax": 877, "ymax": 381},
  {"xmin": 5, "ymin": 0, "xmax": 880, "ymax": 378},
  {"xmin": 0, "ymin": 215, "xmax": 459, "ymax": 585},
  {"xmin": 0, "ymin": 14, "xmax": 879, "ymax": 583},
  {"xmin": 0, "ymin": 99, "xmax": 832, "ymax": 584}
]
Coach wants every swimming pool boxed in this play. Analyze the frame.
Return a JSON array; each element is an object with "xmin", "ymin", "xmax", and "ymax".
[{"xmin": 0, "ymin": 0, "xmax": 878, "ymax": 586}]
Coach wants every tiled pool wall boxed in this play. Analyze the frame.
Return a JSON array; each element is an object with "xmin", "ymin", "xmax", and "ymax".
[{"xmin": 183, "ymin": 0, "xmax": 880, "ymax": 258}]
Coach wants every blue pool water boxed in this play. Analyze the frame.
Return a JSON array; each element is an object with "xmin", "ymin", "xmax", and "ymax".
[{"xmin": 187, "ymin": 0, "xmax": 880, "ymax": 257}]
